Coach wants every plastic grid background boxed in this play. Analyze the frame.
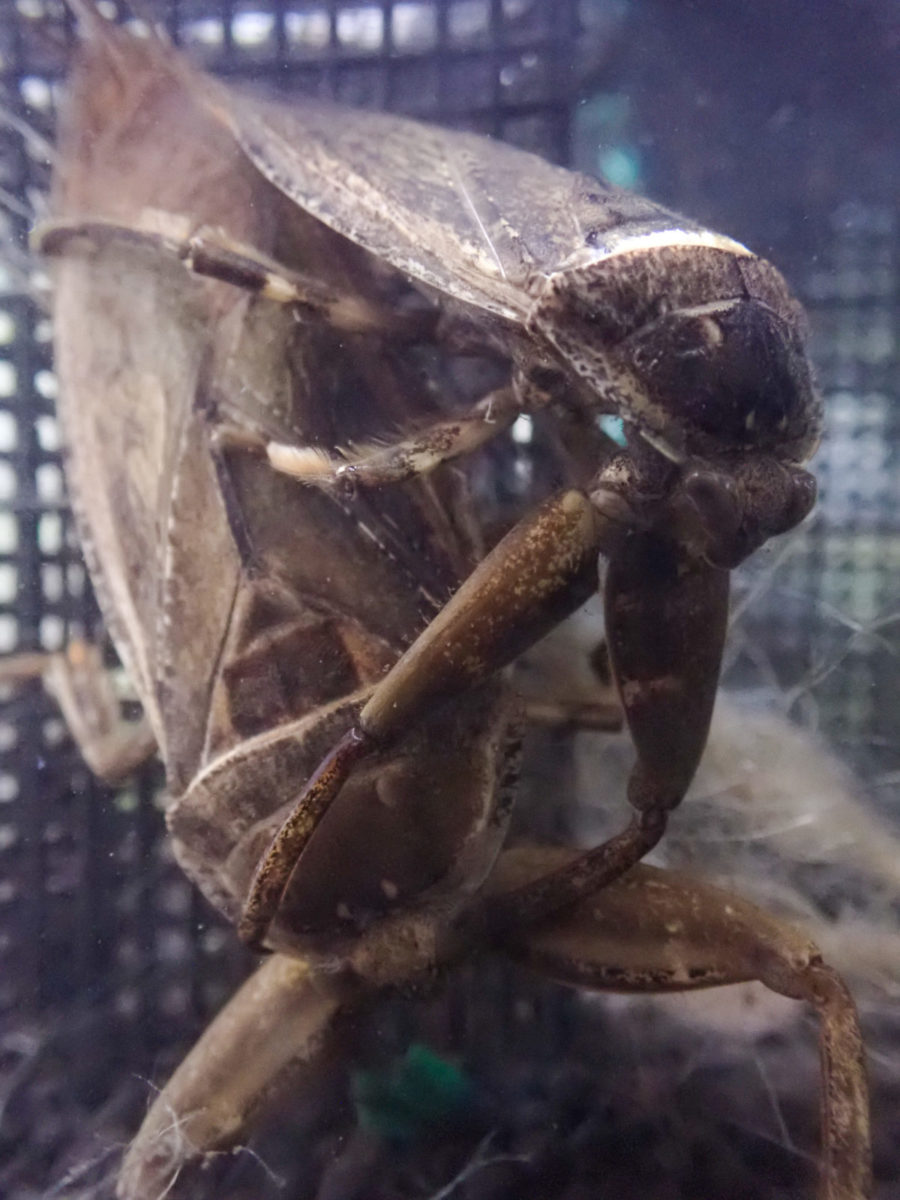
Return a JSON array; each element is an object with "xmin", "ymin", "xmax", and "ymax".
[{"xmin": 0, "ymin": 0, "xmax": 896, "ymax": 1195}]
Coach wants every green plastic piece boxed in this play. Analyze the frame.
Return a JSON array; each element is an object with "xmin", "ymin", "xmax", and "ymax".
[{"xmin": 352, "ymin": 1042, "xmax": 473, "ymax": 1144}]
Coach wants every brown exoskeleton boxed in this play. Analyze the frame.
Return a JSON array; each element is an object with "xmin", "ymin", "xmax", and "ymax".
[{"xmin": 6, "ymin": 3, "xmax": 869, "ymax": 1197}]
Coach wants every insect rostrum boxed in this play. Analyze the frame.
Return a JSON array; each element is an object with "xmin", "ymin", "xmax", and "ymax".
[{"xmin": 19, "ymin": 3, "xmax": 870, "ymax": 1198}]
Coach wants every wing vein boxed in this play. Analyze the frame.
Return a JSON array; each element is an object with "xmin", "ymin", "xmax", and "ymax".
[{"xmin": 445, "ymin": 151, "xmax": 507, "ymax": 281}]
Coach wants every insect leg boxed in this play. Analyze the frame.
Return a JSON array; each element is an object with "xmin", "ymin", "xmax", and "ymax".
[
  {"xmin": 117, "ymin": 953, "xmax": 365, "ymax": 1200},
  {"xmin": 265, "ymin": 351, "xmax": 592, "ymax": 492},
  {"xmin": 238, "ymin": 488, "xmax": 616, "ymax": 948},
  {"xmin": 605, "ymin": 527, "xmax": 730, "ymax": 826},
  {"xmin": 462, "ymin": 524, "xmax": 730, "ymax": 933},
  {"xmin": 35, "ymin": 217, "xmax": 426, "ymax": 337},
  {"xmin": 266, "ymin": 386, "xmax": 522, "ymax": 488},
  {"xmin": 521, "ymin": 697, "xmax": 622, "ymax": 731},
  {"xmin": 491, "ymin": 848, "xmax": 872, "ymax": 1200},
  {"xmin": 0, "ymin": 641, "xmax": 156, "ymax": 782}
]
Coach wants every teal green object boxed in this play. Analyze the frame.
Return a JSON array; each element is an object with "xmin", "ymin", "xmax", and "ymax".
[
  {"xmin": 352, "ymin": 1043, "xmax": 473, "ymax": 1144},
  {"xmin": 597, "ymin": 145, "xmax": 642, "ymax": 190},
  {"xmin": 573, "ymin": 91, "xmax": 644, "ymax": 190},
  {"xmin": 598, "ymin": 414, "xmax": 628, "ymax": 447}
]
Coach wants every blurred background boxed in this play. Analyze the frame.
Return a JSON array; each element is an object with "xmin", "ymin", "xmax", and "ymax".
[{"xmin": 0, "ymin": 1, "xmax": 898, "ymax": 1197}]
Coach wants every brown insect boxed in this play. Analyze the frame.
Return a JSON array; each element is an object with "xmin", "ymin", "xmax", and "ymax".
[{"xmin": 3, "ymin": 3, "xmax": 869, "ymax": 1197}]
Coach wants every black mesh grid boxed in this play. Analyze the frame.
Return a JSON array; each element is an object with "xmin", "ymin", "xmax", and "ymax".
[{"xmin": 0, "ymin": 2, "xmax": 897, "ymax": 1197}]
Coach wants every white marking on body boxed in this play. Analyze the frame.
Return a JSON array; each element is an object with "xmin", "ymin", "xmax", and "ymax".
[
  {"xmin": 556, "ymin": 227, "xmax": 753, "ymax": 275},
  {"xmin": 603, "ymin": 227, "xmax": 752, "ymax": 260}
]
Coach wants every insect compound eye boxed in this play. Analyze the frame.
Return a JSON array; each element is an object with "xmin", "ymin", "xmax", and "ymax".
[{"xmin": 619, "ymin": 298, "xmax": 820, "ymax": 461}]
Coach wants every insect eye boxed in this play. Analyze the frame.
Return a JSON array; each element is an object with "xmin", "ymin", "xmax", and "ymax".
[{"xmin": 617, "ymin": 299, "xmax": 817, "ymax": 460}]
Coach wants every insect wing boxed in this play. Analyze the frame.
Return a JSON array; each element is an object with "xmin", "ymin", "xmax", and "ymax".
[
  {"xmin": 50, "ymin": 28, "xmax": 484, "ymax": 788},
  {"xmin": 205, "ymin": 82, "xmax": 676, "ymax": 322},
  {"xmin": 49, "ymin": 32, "xmax": 270, "ymax": 755}
]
